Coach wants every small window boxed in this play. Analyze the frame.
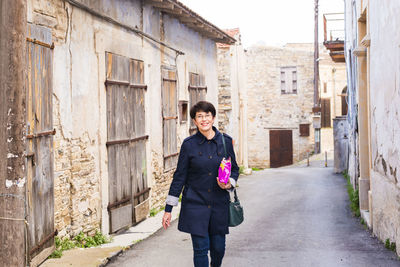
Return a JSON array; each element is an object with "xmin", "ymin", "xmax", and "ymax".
[
  {"xmin": 280, "ymin": 67, "xmax": 297, "ymax": 94},
  {"xmin": 323, "ymin": 82, "xmax": 327, "ymax": 93},
  {"xmin": 179, "ymin": 100, "xmax": 188, "ymax": 123},
  {"xmin": 299, "ymin": 124, "xmax": 310, "ymax": 137}
]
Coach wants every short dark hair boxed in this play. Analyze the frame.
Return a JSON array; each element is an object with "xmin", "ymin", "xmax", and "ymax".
[{"xmin": 190, "ymin": 101, "xmax": 216, "ymax": 119}]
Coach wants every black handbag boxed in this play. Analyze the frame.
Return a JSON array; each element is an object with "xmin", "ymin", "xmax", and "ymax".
[
  {"xmin": 229, "ymin": 188, "xmax": 244, "ymax": 227},
  {"xmin": 221, "ymin": 134, "xmax": 244, "ymax": 227}
]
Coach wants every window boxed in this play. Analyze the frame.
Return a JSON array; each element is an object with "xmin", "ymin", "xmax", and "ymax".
[
  {"xmin": 179, "ymin": 100, "xmax": 188, "ymax": 123},
  {"xmin": 323, "ymin": 82, "xmax": 327, "ymax": 93},
  {"xmin": 280, "ymin": 67, "xmax": 297, "ymax": 94},
  {"xmin": 188, "ymin": 72, "xmax": 207, "ymax": 135},
  {"xmin": 299, "ymin": 124, "xmax": 310, "ymax": 137}
]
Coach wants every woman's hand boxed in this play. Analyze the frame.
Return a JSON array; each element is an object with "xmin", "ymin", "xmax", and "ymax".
[
  {"xmin": 162, "ymin": 212, "xmax": 171, "ymax": 229},
  {"xmin": 216, "ymin": 177, "xmax": 232, "ymax": 190}
]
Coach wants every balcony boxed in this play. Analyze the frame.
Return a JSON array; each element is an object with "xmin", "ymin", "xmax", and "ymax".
[{"xmin": 323, "ymin": 13, "xmax": 345, "ymax": 63}]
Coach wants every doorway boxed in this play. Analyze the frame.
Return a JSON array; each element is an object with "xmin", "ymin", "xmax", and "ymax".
[{"xmin": 269, "ymin": 130, "xmax": 293, "ymax": 168}]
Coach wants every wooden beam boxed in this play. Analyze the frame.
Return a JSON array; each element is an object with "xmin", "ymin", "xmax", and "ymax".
[
  {"xmin": 179, "ymin": 16, "xmax": 198, "ymax": 23},
  {"xmin": 159, "ymin": 7, "xmax": 182, "ymax": 15},
  {"xmin": 186, "ymin": 22, "xmax": 204, "ymax": 30},
  {"xmin": 147, "ymin": 0, "xmax": 174, "ymax": 9},
  {"xmin": 0, "ymin": 0, "xmax": 27, "ymax": 266}
]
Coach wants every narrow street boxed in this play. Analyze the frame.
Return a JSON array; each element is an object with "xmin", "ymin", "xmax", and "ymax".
[{"xmin": 107, "ymin": 159, "xmax": 400, "ymax": 267}]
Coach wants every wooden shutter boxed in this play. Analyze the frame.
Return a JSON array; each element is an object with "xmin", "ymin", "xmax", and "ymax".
[
  {"xmin": 26, "ymin": 24, "xmax": 56, "ymax": 266},
  {"xmin": 299, "ymin": 124, "xmax": 310, "ymax": 137},
  {"xmin": 280, "ymin": 67, "xmax": 297, "ymax": 94},
  {"xmin": 106, "ymin": 53, "xmax": 149, "ymax": 233},
  {"xmin": 321, "ymin": 98, "xmax": 331, "ymax": 128},
  {"xmin": 188, "ymin": 72, "xmax": 207, "ymax": 135},
  {"xmin": 162, "ymin": 69, "xmax": 178, "ymax": 171},
  {"xmin": 292, "ymin": 70, "xmax": 297, "ymax": 94},
  {"xmin": 280, "ymin": 70, "xmax": 286, "ymax": 93}
]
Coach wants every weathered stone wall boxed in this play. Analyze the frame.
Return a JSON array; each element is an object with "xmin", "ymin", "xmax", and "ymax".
[
  {"xmin": 344, "ymin": 0, "xmax": 400, "ymax": 256},
  {"xmin": 28, "ymin": 0, "xmax": 68, "ymax": 43},
  {"xmin": 28, "ymin": 0, "xmax": 222, "ymax": 236},
  {"xmin": 217, "ymin": 46, "xmax": 232, "ymax": 133},
  {"xmin": 28, "ymin": 0, "xmax": 102, "ymax": 237},
  {"xmin": 148, "ymin": 10, "xmax": 220, "ymax": 211},
  {"xmin": 368, "ymin": 0, "xmax": 400, "ymax": 255},
  {"xmin": 246, "ymin": 45, "xmax": 315, "ymax": 168}
]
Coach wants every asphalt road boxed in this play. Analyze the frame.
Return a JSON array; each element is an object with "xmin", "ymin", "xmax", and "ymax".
[{"xmin": 107, "ymin": 162, "xmax": 400, "ymax": 267}]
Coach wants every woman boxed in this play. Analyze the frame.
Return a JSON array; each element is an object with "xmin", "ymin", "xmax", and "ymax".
[{"xmin": 162, "ymin": 101, "xmax": 239, "ymax": 267}]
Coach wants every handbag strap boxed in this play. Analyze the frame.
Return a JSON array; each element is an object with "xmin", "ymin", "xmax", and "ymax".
[
  {"xmin": 221, "ymin": 133, "xmax": 227, "ymax": 158},
  {"xmin": 233, "ymin": 188, "xmax": 239, "ymax": 202}
]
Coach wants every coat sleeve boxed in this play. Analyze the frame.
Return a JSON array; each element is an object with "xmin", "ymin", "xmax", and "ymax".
[{"xmin": 165, "ymin": 140, "xmax": 190, "ymax": 212}]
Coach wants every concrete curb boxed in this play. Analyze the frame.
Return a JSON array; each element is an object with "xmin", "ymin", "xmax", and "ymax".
[
  {"xmin": 97, "ymin": 248, "xmax": 126, "ymax": 267},
  {"xmin": 40, "ymin": 203, "xmax": 181, "ymax": 267},
  {"xmin": 99, "ymin": 203, "xmax": 181, "ymax": 266}
]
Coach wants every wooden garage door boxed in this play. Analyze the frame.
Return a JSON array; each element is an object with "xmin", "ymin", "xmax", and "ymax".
[
  {"xmin": 269, "ymin": 130, "xmax": 293, "ymax": 168},
  {"xmin": 106, "ymin": 52, "xmax": 149, "ymax": 233}
]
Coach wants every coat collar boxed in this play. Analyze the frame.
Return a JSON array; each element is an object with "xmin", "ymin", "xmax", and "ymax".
[{"xmin": 196, "ymin": 126, "xmax": 221, "ymax": 144}]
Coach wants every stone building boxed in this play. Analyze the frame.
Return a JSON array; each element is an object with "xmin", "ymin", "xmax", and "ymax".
[
  {"xmin": 344, "ymin": 0, "xmax": 400, "ymax": 256},
  {"xmin": 246, "ymin": 44, "xmax": 313, "ymax": 168},
  {"xmin": 24, "ymin": 0, "xmax": 234, "ymax": 262},
  {"xmin": 245, "ymin": 43, "xmax": 346, "ymax": 168}
]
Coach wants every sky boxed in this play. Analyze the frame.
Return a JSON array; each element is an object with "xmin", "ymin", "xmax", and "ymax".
[{"xmin": 179, "ymin": 0, "xmax": 345, "ymax": 48}]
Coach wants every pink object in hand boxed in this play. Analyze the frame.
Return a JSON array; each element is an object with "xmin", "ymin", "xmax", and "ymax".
[{"xmin": 218, "ymin": 157, "xmax": 231, "ymax": 184}]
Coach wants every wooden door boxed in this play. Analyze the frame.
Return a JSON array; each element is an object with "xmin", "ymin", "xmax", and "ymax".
[
  {"xmin": 26, "ymin": 24, "xmax": 56, "ymax": 266},
  {"xmin": 269, "ymin": 130, "xmax": 293, "ymax": 168},
  {"xmin": 162, "ymin": 69, "xmax": 179, "ymax": 171},
  {"xmin": 321, "ymin": 98, "xmax": 331, "ymax": 127},
  {"xmin": 106, "ymin": 53, "xmax": 149, "ymax": 233}
]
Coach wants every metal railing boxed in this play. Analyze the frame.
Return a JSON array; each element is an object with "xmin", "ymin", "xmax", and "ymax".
[{"xmin": 323, "ymin": 13, "xmax": 345, "ymax": 42}]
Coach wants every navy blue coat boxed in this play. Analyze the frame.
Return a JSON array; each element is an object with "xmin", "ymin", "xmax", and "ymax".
[{"xmin": 166, "ymin": 127, "xmax": 239, "ymax": 237}]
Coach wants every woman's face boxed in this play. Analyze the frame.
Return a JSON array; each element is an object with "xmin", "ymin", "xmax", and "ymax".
[{"xmin": 193, "ymin": 111, "xmax": 215, "ymax": 132}]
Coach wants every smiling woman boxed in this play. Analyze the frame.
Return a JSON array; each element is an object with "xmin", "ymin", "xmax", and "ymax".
[{"xmin": 162, "ymin": 100, "xmax": 239, "ymax": 267}]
